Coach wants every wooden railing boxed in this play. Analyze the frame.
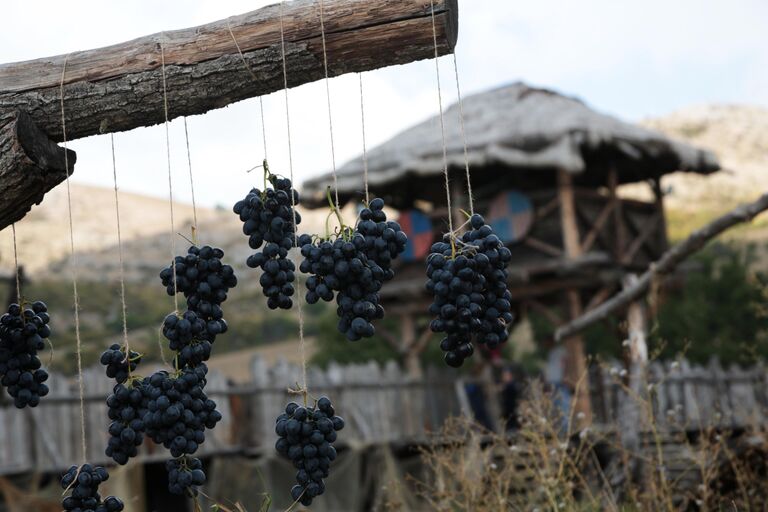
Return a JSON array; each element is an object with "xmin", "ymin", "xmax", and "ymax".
[{"xmin": 0, "ymin": 357, "xmax": 766, "ymax": 476}]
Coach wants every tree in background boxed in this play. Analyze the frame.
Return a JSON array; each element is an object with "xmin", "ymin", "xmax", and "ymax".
[{"xmin": 528, "ymin": 242, "xmax": 768, "ymax": 366}]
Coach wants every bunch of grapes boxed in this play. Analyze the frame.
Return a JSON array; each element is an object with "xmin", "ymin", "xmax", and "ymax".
[
  {"xmin": 142, "ymin": 366, "xmax": 221, "ymax": 459},
  {"xmin": 233, "ymin": 170, "xmax": 301, "ymax": 310},
  {"xmin": 356, "ymin": 198, "xmax": 408, "ymax": 280},
  {"xmin": 61, "ymin": 464, "xmax": 124, "ymax": 512},
  {"xmin": 0, "ymin": 301, "xmax": 51, "ymax": 408},
  {"xmin": 105, "ymin": 381, "xmax": 147, "ymax": 465},
  {"xmin": 275, "ymin": 397, "xmax": 344, "ymax": 506},
  {"xmin": 100, "ymin": 343, "xmax": 142, "ymax": 384},
  {"xmin": 166, "ymin": 456, "xmax": 206, "ymax": 496},
  {"xmin": 298, "ymin": 231, "xmax": 385, "ymax": 340},
  {"xmin": 298, "ymin": 197, "xmax": 407, "ymax": 341},
  {"xmin": 162, "ymin": 311, "xmax": 214, "ymax": 367},
  {"xmin": 426, "ymin": 214, "xmax": 514, "ymax": 367}
]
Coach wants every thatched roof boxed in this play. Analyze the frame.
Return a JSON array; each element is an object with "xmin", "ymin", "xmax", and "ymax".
[{"xmin": 303, "ymin": 82, "xmax": 720, "ymax": 207}]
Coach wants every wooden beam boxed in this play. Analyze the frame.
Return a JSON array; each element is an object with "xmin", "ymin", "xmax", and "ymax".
[
  {"xmin": 557, "ymin": 169, "xmax": 591, "ymax": 424},
  {"xmin": 0, "ymin": 0, "xmax": 457, "ymax": 140},
  {"xmin": 535, "ymin": 195, "xmax": 561, "ymax": 220},
  {"xmin": 0, "ymin": 0, "xmax": 458, "ymax": 230},
  {"xmin": 652, "ymin": 178, "xmax": 669, "ymax": 249},
  {"xmin": 621, "ymin": 211, "xmax": 663, "ymax": 264},
  {"xmin": 524, "ymin": 236, "xmax": 565, "ymax": 258},
  {"xmin": 555, "ymin": 190, "xmax": 768, "ymax": 340}
]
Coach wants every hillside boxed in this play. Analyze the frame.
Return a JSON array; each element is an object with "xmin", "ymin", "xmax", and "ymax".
[{"xmin": 642, "ymin": 104, "xmax": 768, "ymax": 239}]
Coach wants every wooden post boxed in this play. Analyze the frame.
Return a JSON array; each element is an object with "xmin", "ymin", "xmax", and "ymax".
[
  {"xmin": 652, "ymin": 178, "xmax": 669, "ymax": 249},
  {"xmin": 557, "ymin": 169, "xmax": 592, "ymax": 424},
  {"xmin": 608, "ymin": 168, "xmax": 626, "ymax": 260},
  {"xmin": 0, "ymin": 0, "xmax": 459, "ymax": 230},
  {"xmin": 619, "ymin": 273, "xmax": 648, "ymax": 493},
  {"xmin": 400, "ymin": 313, "xmax": 424, "ymax": 380}
]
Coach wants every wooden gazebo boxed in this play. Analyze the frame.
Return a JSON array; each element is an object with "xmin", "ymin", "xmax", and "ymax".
[{"xmin": 303, "ymin": 82, "xmax": 720, "ymax": 415}]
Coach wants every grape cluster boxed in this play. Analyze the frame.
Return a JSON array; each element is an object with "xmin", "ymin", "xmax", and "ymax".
[
  {"xmin": 275, "ymin": 397, "xmax": 344, "ymax": 506},
  {"xmin": 298, "ymin": 198, "xmax": 407, "ymax": 341},
  {"xmin": 233, "ymin": 173, "xmax": 301, "ymax": 310},
  {"xmin": 159, "ymin": 244, "xmax": 236, "ymax": 369},
  {"xmin": 61, "ymin": 464, "xmax": 124, "ymax": 512},
  {"xmin": 426, "ymin": 214, "xmax": 514, "ymax": 367},
  {"xmin": 143, "ymin": 367, "xmax": 221, "ymax": 459},
  {"xmin": 105, "ymin": 382, "xmax": 147, "ymax": 465},
  {"xmin": 160, "ymin": 245, "xmax": 237, "ymax": 308},
  {"xmin": 298, "ymin": 231, "xmax": 384, "ymax": 340},
  {"xmin": 356, "ymin": 198, "xmax": 408, "ymax": 281},
  {"xmin": 0, "ymin": 302, "xmax": 51, "ymax": 408},
  {"xmin": 166, "ymin": 456, "xmax": 206, "ymax": 496},
  {"xmin": 100, "ymin": 343, "xmax": 141, "ymax": 384}
]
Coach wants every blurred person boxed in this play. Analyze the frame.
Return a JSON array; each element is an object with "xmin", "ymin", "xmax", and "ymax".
[
  {"xmin": 544, "ymin": 339, "xmax": 571, "ymax": 432},
  {"xmin": 500, "ymin": 365, "xmax": 523, "ymax": 431}
]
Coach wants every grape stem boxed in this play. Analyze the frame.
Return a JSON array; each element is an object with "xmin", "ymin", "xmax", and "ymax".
[{"xmin": 324, "ymin": 186, "xmax": 347, "ymax": 240}]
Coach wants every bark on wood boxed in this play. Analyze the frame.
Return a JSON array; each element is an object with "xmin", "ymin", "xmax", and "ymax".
[
  {"xmin": 0, "ymin": 112, "xmax": 75, "ymax": 228},
  {"xmin": 0, "ymin": 0, "xmax": 457, "ymax": 230},
  {"xmin": 0, "ymin": 0, "xmax": 458, "ymax": 141},
  {"xmin": 555, "ymin": 190, "xmax": 768, "ymax": 341}
]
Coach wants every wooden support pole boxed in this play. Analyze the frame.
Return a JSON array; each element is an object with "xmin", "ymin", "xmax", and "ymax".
[
  {"xmin": 557, "ymin": 169, "xmax": 592, "ymax": 424},
  {"xmin": 608, "ymin": 168, "xmax": 626, "ymax": 260},
  {"xmin": 0, "ymin": 0, "xmax": 458, "ymax": 230},
  {"xmin": 652, "ymin": 178, "xmax": 669, "ymax": 249}
]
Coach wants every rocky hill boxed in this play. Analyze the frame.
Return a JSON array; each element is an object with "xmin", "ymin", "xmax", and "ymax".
[{"xmin": 643, "ymin": 104, "xmax": 768, "ymax": 213}]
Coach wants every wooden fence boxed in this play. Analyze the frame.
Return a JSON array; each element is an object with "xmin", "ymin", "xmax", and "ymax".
[{"xmin": 0, "ymin": 357, "xmax": 766, "ymax": 476}]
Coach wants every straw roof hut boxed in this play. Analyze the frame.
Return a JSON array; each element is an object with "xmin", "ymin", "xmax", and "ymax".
[{"xmin": 302, "ymin": 82, "xmax": 720, "ymax": 408}]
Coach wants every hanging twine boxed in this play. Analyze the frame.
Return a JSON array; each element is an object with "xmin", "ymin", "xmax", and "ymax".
[
  {"xmin": 452, "ymin": 53, "xmax": 474, "ymax": 216},
  {"xmin": 280, "ymin": 1, "xmax": 308, "ymax": 404},
  {"xmin": 159, "ymin": 34, "xmax": 180, "ymax": 315},
  {"xmin": 358, "ymin": 74, "xmax": 370, "ymax": 204},
  {"xmin": 60, "ymin": 54, "xmax": 88, "ymax": 463},
  {"xmin": 10, "ymin": 224, "xmax": 21, "ymax": 303},
  {"xmin": 226, "ymin": 20, "xmax": 269, "ymax": 161},
  {"xmin": 182, "ymin": 118, "xmax": 199, "ymax": 243},
  {"xmin": 317, "ymin": 0, "xmax": 340, "ymax": 210},
  {"xmin": 110, "ymin": 134, "xmax": 132, "ymax": 375},
  {"xmin": 429, "ymin": 0, "xmax": 454, "ymax": 236}
]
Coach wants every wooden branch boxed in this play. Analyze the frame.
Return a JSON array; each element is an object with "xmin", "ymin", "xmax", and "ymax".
[
  {"xmin": 555, "ymin": 191, "xmax": 768, "ymax": 341},
  {"xmin": 0, "ymin": 112, "xmax": 75, "ymax": 228},
  {"xmin": 581, "ymin": 200, "xmax": 615, "ymax": 253},
  {"xmin": 0, "ymin": 0, "xmax": 458, "ymax": 230}
]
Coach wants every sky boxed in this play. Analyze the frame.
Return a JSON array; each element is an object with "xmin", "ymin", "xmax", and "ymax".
[{"xmin": 1, "ymin": 0, "xmax": 767, "ymax": 209}]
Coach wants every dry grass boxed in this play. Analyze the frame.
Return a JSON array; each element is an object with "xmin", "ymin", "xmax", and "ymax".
[{"xmin": 411, "ymin": 375, "xmax": 768, "ymax": 512}]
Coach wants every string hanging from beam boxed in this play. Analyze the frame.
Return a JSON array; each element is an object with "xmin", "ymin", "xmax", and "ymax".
[
  {"xmin": 429, "ymin": 0, "xmax": 455, "ymax": 237},
  {"xmin": 183, "ymin": 118, "xmax": 199, "ymax": 243},
  {"xmin": 358, "ymin": 73, "xmax": 370, "ymax": 204},
  {"xmin": 451, "ymin": 53, "xmax": 474, "ymax": 216},
  {"xmin": 109, "ymin": 134, "xmax": 132, "ymax": 376},
  {"xmin": 226, "ymin": 20, "xmax": 269, "ymax": 162},
  {"xmin": 318, "ymin": 0, "xmax": 340, "ymax": 210},
  {"xmin": 59, "ymin": 53, "xmax": 89, "ymax": 464},
  {"xmin": 160, "ymin": 35, "xmax": 180, "ymax": 317},
  {"xmin": 279, "ymin": 0, "xmax": 309, "ymax": 404},
  {"xmin": 10, "ymin": 223, "xmax": 21, "ymax": 302}
]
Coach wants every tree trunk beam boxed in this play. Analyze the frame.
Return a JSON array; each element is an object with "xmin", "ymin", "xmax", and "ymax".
[
  {"xmin": 0, "ymin": 0, "xmax": 458, "ymax": 142},
  {"xmin": 555, "ymin": 190, "xmax": 768, "ymax": 341},
  {"xmin": 0, "ymin": 112, "xmax": 75, "ymax": 229}
]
